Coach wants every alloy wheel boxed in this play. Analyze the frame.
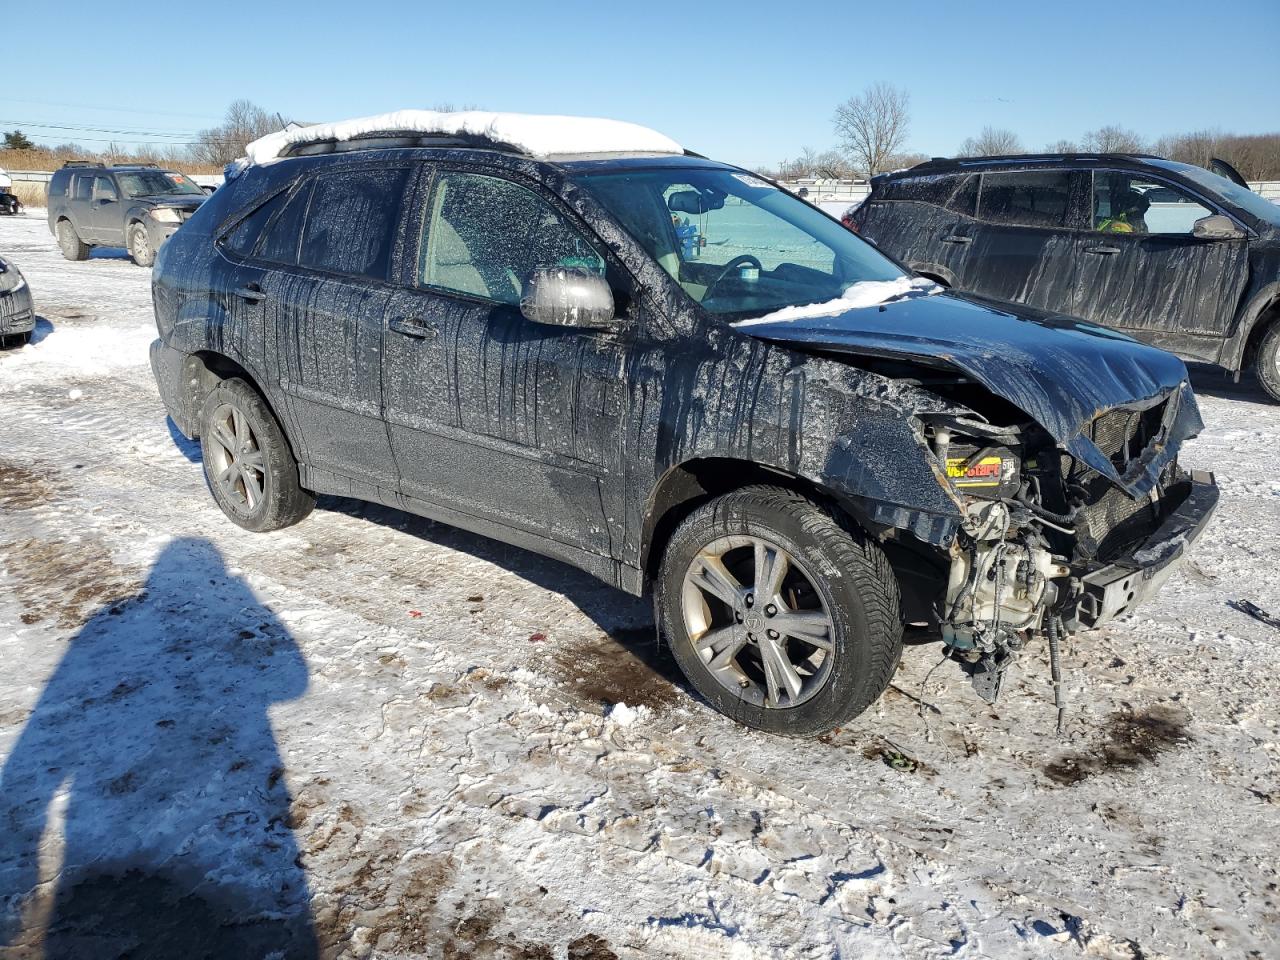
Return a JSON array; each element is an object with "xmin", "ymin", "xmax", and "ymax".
[
  {"xmin": 206, "ymin": 403, "xmax": 266, "ymax": 514},
  {"xmin": 680, "ymin": 534, "xmax": 836, "ymax": 708}
]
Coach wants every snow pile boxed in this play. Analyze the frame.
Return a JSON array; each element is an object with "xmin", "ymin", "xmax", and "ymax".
[
  {"xmin": 733, "ymin": 276, "xmax": 942, "ymax": 327},
  {"xmin": 233, "ymin": 110, "xmax": 684, "ymax": 175}
]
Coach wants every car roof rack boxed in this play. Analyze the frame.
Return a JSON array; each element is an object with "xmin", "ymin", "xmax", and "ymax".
[
  {"xmin": 280, "ymin": 130, "xmax": 527, "ymax": 159},
  {"xmin": 895, "ymin": 152, "xmax": 1167, "ymax": 175},
  {"xmin": 60, "ymin": 160, "xmax": 96, "ymax": 167}
]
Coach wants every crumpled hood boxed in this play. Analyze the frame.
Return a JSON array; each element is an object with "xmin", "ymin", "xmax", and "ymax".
[{"xmin": 736, "ymin": 291, "xmax": 1204, "ymax": 493}]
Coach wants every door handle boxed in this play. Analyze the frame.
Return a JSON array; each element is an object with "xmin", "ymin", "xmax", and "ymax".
[
  {"xmin": 1084, "ymin": 245, "xmax": 1122, "ymax": 256},
  {"xmin": 389, "ymin": 316, "xmax": 438, "ymax": 340},
  {"xmin": 942, "ymin": 235, "xmax": 972, "ymax": 245},
  {"xmin": 233, "ymin": 283, "xmax": 266, "ymax": 303}
]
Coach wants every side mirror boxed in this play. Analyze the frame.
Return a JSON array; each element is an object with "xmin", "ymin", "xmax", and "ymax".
[
  {"xmin": 520, "ymin": 267, "xmax": 615, "ymax": 329},
  {"xmin": 1192, "ymin": 213, "xmax": 1245, "ymax": 241}
]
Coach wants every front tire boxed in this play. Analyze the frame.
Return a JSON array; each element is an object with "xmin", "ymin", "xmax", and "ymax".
[
  {"xmin": 128, "ymin": 222, "xmax": 154, "ymax": 267},
  {"xmin": 199, "ymin": 377, "xmax": 315, "ymax": 532},
  {"xmin": 657, "ymin": 486, "xmax": 902, "ymax": 736},
  {"xmin": 1256, "ymin": 321, "xmax": 1280, "ymax": 403},
  {"xmin": 56, "ymin": 220, "xmax": 90, "ymax": 261}
]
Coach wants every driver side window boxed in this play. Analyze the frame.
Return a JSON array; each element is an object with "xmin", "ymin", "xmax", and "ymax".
[
  {"xmin": 418, "ymin": 172, "xmax": 604, "ymax": 306},
  {"xmin": 1092, "ymin": 173, "xmax": 1213, "ymax": 235}
]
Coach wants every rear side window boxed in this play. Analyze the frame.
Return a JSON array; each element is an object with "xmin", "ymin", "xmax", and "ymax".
[
  {"xmin": 947, "ymin": 175, "xmax": 979, "ymax": 216},
  {"xmin": 979, "ymin": 171, "xmax": 1073, "ymax": 228},
  {"xmin": 73, "ymin": 175, "xmax": 94, "ymax": 201},
  {"xmin": 223, "ymin": 190, "xmax": 288, "ymax": 256},
  {"xmin": 884, "ymin": 173, "xmax": 961, "ymax": 207},
  {"xmin": 297, "ymin": 167, "xmax": 410, "ymax": 280},
  {"xmin": 257, "ymin": 181, "xmax": 314, "ymax": 265}
]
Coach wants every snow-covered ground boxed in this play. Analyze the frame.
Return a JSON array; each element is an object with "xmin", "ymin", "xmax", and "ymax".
[{"xmin": 1, "ymin": 211, "xmax": 1278, "ymax": 960}]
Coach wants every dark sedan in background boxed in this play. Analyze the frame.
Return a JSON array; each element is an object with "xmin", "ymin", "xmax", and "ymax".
[{"xmin": 0, "ymin": 255, "xmax": 33, "ymax": 348}]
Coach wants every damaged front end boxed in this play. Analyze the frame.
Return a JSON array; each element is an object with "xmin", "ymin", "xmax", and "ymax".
[{"xmin": 919, "ymin": 383, "xmax": 1218, "ymax": 704}]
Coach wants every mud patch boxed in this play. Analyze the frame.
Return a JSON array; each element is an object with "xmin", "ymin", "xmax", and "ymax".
[
  {"xmin": 549, "ymin": 626, "xmax": 684, "ymax": 711},
  {"xmin": 1044, "ymin": 706, "xmax": 1193, "ymax": 786},
  {"xmin": 0, "ymin": 459, "xmax": 61, "ymax": 512},
  {"xmin": 0, "ymin": 536, "xmax": 142, "ymax": 628}
]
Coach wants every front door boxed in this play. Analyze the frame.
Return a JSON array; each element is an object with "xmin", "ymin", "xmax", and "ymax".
[
  {"xmin": 960, "ymin": 169, "xmax": 1083, "ymax": 312},
  {"xmin": 382, "ymin": 166, "xmax": 630, "ymax": 558},
  {"xmin": 90, "ymin": 176, "xmax": 124, "ymax": 245},
  {"xmin": 1072, "ymin": 170, "xmax": 1249, "ymax": 360},
  {"xmin": 251, "ymin": 165, "xmax": 412, "ymax": 487}
]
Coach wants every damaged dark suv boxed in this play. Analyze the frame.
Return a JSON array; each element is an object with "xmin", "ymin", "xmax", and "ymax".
[
  {"xmin": 851, "ymin": 154, "xmax": 1280, "ymax": 401},
  {"xmin": 149, "ymin": 112, "xmax": 1218, "ymax": 735}
]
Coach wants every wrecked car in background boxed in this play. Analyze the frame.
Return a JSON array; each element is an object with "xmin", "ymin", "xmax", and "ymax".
[
  {"xmin": 150, "ymin": 111, "xmax": 1217, "ymax": 735},
  {"xmin": 0, "ymin": 255, "xmax": 34, "ymax": 347},
  {"xmin": 851, "ymin": 153, "xmax": 1280, "ymax": 401}
]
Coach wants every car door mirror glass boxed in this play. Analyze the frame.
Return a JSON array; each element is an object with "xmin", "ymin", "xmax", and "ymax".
[
  {"xmin": 1192, "ymin": 213, "xmax": 1244, "ymax": 241},
  {"xmin": 520, "ymin": 267, "xmax": 615, "ymax": 328}
]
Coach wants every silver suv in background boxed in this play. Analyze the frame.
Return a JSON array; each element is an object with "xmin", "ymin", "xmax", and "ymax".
[{"xmin": 46, "ymin": 162, "xmax": 209, "ymax": 266}]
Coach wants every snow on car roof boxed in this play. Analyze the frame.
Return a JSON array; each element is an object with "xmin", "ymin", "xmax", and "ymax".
[{"xmin": 232, "ymin": 110, "xmax": 684, "ymax": 175}]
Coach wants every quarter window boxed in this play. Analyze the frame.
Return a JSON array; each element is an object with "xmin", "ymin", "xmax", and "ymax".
[
  {"xmin": 419, "ymin": 172, "xmax": 604, "ymax": 305},
  {"xmin": 297, "ymin": 167, "xmax": 410, "ymax": 280},
  {"xmin": 257, "ymin": 181, "xmax": 314, "ymax": 266},
  {"xmin": 1092, "ymin": 173, "xmax": 1214, "ymax": 235},
  {"xmin": 979, "ymin": 171, "xmax": 1073, "ymax": 228},
  {"xmin": 223, "ymin": 190, "xmax": 287, "ymax": 257}
]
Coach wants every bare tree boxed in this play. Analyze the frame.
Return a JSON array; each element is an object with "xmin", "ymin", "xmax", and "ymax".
[
  {"xmin": 190, "ymin": 100, "xmax": 286, "ymax": 166},
  {"xmin": 1044, "ymin": 139, "xmax": 1079, "ymax": 154},
  {"xmin": 957, "ymin": 126, "xmax": 1023, "ymax": 157},
  {"xmin": 833, "ymin": 82, "xmax": 911, "ymax": 176},
  {"xmin": 1081, "ymin": 125, "xmax": 1147, "ymax": 154}
]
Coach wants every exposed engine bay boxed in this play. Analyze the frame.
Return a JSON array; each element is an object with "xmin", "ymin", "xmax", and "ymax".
[{"xmin": 908, "ymin": 374, "xmax": 1217, "ymax": 716}]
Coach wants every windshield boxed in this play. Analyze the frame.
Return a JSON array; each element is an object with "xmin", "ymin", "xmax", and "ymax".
[
  {"xmin": 1147, "ymin": 159, "xmax": 1280, "ymax": 228},
  {"xmin": 116, "ymin": 171, "xmax": 205, "ymax": 198},
  {"xmin": 576, "ymin": 167, "xmax": 905, "ymax": 319}
]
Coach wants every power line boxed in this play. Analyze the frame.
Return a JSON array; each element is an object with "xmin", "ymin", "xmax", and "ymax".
[
  {"xmin": 1, "ymin": 119, "xmax": 200, "ymax": 139},
  {"xmin": 0, "ymin": 96, "xmax": 222, "ymax": 123}
]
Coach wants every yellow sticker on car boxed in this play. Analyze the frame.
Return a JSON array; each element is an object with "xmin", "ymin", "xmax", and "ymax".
[{"xmin": 946, "ymin": 456, "xmax": 1004, "ymax": 487}]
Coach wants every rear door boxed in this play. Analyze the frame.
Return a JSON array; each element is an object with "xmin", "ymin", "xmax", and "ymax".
[
  {"xmin": 1072, "ymin": 170, "xmax": 1249, "ymax": 358},
  {"xmin": 381, "ymin": 165, "xmax": 630, "ymax": 558},
  {"xmin": 69, "ymin": 174, "xmax": 97, "ymax": 240},
  {"xmin": 252, "ymin": 163, "xmax": 411, "ymax": 488},
  {"xmin": 960, "ymin": 169, "xmax": 1084, "ymax": 312}
]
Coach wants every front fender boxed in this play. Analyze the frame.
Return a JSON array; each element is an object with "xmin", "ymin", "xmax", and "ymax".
[{"xmin": 1221, "ymin": 275, "xmax": 1280, "ymax": 374}]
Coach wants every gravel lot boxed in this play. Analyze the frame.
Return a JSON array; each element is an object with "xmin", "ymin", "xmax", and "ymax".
[{"xmin": 1, "ymin": 211, "xmax": 1277, "ymax": 959}]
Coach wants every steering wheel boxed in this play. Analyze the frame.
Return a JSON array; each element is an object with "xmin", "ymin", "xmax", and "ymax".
[{"xmin": 703, "ymin": 254, "xmax": 763, "ymax": 303}]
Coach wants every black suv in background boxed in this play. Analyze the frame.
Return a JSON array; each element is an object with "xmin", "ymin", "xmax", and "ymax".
[
  {"xmin": 150, "ymin": 114, "xmax": 1217, "ymax": 734},
  {"xmin": 46, "ymin": 162, "xmax": 209, "ymax": 266},
  {"xmin": 852, "ymin": 154, "xmax": 1280, "ymax": 400}
]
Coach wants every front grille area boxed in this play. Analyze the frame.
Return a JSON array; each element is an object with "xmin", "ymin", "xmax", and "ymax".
[{"xmin": 1091, "ymin": 401, "xmax": 1167, "ymax": 474}]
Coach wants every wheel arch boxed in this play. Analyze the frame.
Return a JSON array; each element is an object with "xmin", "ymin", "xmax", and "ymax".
[
  {"xmin": 908, "ymin": 261, "xmax": 955, "ymax": 288},
  {"xmin": 640, "ymin": 457, "xmax": 949, "ymax": 619},
  {"xmin": 1223, "ymin": 280, "xmax": 1280, "ymax": 376},
  {"xmin": 181, "ymin": 351, "xmax": 302, "ymax": 463}
]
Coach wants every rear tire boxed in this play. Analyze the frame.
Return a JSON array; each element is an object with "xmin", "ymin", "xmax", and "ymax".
[
  {"xmin": 56, "ymin": 220, "xmax": 90, "ymax": 261},
  {"xmin": 0, "ymin": 331, "xmax": 32, "ymax": 349},
  {"xmin": 199, "ymin": 377, "xmax": 314, "ymax": 532},
  {"xmin": 657, "ymin": 485, "xmax": 902, "ymax": 736},
  {"xmin": 1256, "ymin": 321, "xmax": 1280, "ymax": 403},
  {"xmin": 128, "ymin": 222, "xmax": 154, "ymax": 267}
]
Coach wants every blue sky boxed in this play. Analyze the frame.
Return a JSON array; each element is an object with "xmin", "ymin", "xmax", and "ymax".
[{"xmin": 5, "ymin": 0, "xmax": 1278, "ymax": 169}]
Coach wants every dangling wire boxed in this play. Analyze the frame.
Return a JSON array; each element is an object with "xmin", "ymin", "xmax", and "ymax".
[{"xmin": 1047, "ymin": 616, "xmax": 1066, "ymax": 736}]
